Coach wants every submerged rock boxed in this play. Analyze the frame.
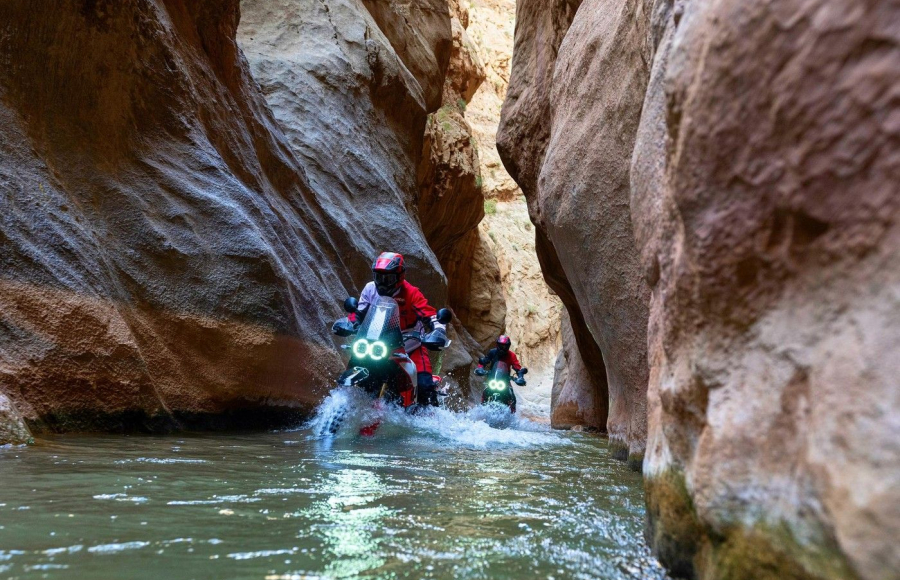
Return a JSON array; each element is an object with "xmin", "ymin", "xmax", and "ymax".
[{"xmin": 0, "ymin": 393, "xmax": 31, "ymax": 445}]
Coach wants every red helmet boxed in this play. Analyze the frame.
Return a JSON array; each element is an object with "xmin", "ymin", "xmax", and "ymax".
[
  {"xmin": 373, "ymin": 252, "xmax": 405, "ymax": 296},
  {"xmin": 497, "ymin": 335, "xmax": 511, "ymax": 353}
]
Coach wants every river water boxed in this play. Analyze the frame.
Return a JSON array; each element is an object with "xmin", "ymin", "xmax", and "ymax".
[{"xmin": 0, "ymin": 398, "xmax": 669, "ymax": 580}]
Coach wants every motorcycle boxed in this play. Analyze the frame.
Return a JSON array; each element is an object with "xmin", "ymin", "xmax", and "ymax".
[
  {"xmin": 327, "ymin": 295, "xmax": 452, "ymax": 436},
  {"xmin": 476, "ymin": 361, "xmax": 526, "ymax": 413}
]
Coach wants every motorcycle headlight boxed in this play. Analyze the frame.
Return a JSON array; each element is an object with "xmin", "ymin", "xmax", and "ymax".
[
  {"xmin": 489, "ymin": 380, "xmax": 506, "ymax": 391},
  {"xmin": 369, "ymin": 341, "xmax": 388, "ymax": 361},
  {"xmin": 352, "ymin": 339, "xmax": 369, "ymax": 358}
]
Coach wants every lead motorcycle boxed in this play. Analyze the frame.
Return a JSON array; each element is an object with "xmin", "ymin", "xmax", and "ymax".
[
  {"xmin": 476, "ymin": 361, "xmax": 526, "ymax": 413},
  {"xmin": 326, "ymin": 295, "xmax": 453, "ymax": 435}
]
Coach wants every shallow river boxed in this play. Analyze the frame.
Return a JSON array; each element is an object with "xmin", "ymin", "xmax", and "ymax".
[{"xmin": 0, "ymin": 400, "xmax": 670, "ymax": 580}]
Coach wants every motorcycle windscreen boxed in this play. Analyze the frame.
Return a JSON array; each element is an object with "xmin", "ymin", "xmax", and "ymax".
[
  {"xmin": 357, "ymin": 296, "xmax": 403, "ymax": 350},
  {"xmin": 486, "ymin": 361, "xmax": 511, "ymax": 390}
]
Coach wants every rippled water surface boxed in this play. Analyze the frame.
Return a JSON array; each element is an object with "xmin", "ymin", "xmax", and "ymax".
[{"xmin": 0, "ymin": 404, "xmax": 669, "ymax": 580}]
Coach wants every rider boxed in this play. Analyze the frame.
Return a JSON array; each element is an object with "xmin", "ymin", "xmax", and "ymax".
[
  {"xmin": 477, "ymin": 335, "xmax": 527, "ymax": 411},
  {"xmin": 347, "ymin": 252, "xmax": 447, "ymax": 406}
]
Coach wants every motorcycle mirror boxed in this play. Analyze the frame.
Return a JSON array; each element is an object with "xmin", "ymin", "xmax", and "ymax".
[
  {"xmin": 436, "ymin": 308, "xmax": 453, "ymax": 325},
  {"xmin": 343, "ymin": 297, "xmax": 359, "ymax": 314}
]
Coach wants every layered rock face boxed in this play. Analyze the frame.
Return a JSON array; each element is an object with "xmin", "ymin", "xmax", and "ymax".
[
  {"xmin": 498, "ymin": 0, "xmax": 649, "ymax": 451},
  {"xmin": 502, "ymin": 0, "xmax": 900, "ymax": 578},
  {"xmin": 636, "ymin": 1, "xmax": 900, "ymax": 579},
  {"xmin": 0, "ymin": 0, "xmax": 460, "ymax": 436},
  {"xmin": 238, "ymin": 0, "xmax": 451, "ymax": 296},
  {"xmin": 413, "ymin": 0, "xmax": 503, "ymax": 351}
]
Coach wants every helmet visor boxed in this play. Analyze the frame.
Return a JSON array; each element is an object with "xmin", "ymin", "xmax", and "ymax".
[{"xmin": 374, "ymin": 271, "xmax": 400, "ymax": 292}]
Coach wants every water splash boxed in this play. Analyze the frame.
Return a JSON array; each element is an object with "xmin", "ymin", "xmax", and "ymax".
[
  {"xmin": 306, "ymin": 386, "xmax": 383, "ymax": 438},
  {"xmin": 381, "ymin": 404, "xmax": 571, "ymax": 449},
  {"xmin": 307, "ymin": 387, "xmax": 570, "ymax": 449}
]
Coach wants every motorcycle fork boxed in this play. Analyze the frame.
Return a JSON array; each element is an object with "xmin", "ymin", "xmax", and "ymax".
[{"xmin": 391, "ymin": 355, "xmax": 417, "ymax": 408}]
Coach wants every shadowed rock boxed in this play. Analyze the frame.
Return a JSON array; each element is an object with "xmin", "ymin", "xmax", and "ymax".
[
  {"xmin": 0, "ymin": 0, "xmax": 457, "ymax": 432},
  {"xmin": 498, "ymin": 0, "xmax": 649, "ymax": 459}
]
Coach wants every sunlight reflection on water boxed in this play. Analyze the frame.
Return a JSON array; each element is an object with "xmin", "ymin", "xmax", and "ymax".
[{"xmin": 0, "ymin": 404, "xmax": 670, "ymax": 580}]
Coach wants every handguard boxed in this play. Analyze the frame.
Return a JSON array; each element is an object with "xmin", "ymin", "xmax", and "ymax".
[
  {"xmin": 332, "ymin": 317, "xmax": 359, "ymax": 337},
  {"xmin": 421, "ymin": 327, "xmax": 450, "ymax": 351},
  {"xmin": 514, "ymin": 368, "xmax": 528, "ymax": 386},
  {"xmin": 474, "ymin": 367, "xmax": 487, "ymax": 376}
]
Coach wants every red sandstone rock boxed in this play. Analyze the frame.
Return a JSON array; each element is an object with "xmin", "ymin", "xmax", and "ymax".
[
  {"xmin": 634, "ymin": 1, "xmax": 900, "ymax": 578},
  {"xmin": 0, "ymin": 0, "xmax": 456, "ymax": 431},
  {"xmin": 498, "ymin": 0, "xmax": 650, "ymax": 458},
  {"xmin": 414, "ymin": 1, "xmax": 506, "ymax": 354},
  {"xmin": 503, "ymin": 0, "xmax": 900, "ymax": 576}
]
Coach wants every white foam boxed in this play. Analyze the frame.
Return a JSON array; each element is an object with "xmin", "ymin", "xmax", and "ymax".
[
  {"xmin": 87, "ymin": 541, "xmax": 150, "ymax": 554},
  {"xmin": 308, "ymin": 386, "xmax": 570, "ymax": 449},
  {"xmin": 305, "ymin": 386, "xmax": 384, "ymax": 439},
  {"xmin": 167, "ymin": 494, "xmax": 260, "ymax": 506},
  {"xmin": 43, "ymin": 545, "xmax": 83, "ymax": 556},
  {"xmin": 114, "ymin": 458, "xmax": 208, "ymax": 465},
  {"xmin": 227, "ymin": 548, "xmax": 297, "ymax": 560},
  {"xmin": 92, "ymin": 493, "xmax": 149, "ymax": 503},
  {"xmin": 382, "ymin": 404, "xmax": 572, "ymax": 449}
]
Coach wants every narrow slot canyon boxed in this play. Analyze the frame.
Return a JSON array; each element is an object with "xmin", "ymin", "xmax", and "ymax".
[{"xmin": 0, "ymin": 1, "xmax": 897, "ymax": 579}]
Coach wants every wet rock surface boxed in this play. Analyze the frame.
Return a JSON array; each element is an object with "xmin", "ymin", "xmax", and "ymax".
[
  {"xmin": 0, "ymin": 0, "xmax": 462, "ymax": 431},
  {"xmin": 0, "ymin": 393, "xmax": 31, "ymax": 445}
]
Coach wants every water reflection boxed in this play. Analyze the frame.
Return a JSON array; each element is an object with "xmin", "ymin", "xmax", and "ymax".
[
  {"xmin": 304, "ymin": 468, "xmax": 393, "ymax": 577},
  {"xmin": 0, "ymin": 415, "xmax": 670, "ymax": 580}
]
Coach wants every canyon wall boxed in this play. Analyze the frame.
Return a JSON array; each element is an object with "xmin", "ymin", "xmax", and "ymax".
[
  {"xmin": 237, "ymin": 0, "xmax": 487, "ymax": 385},
  {"xmin": 498, "ymin": 0, "xmax": 648, "ymax": 452},
  {"xmin": 413, "ymin": 0, "xmax": 506, "ymax": 358},
  {"xmin": 501, "ymin": 0, "xmax": 900, "ymax": 578},
  {"xmin": 0, "ymin": 0, "xmax": 470, "ymax": 438},
  {"xmin": 467, "ymin": 0, "xmax": 563, "ymax": 411},
  {"xmin": 637, "ymin": 1, "xmax": 900, "ymax": 579}
]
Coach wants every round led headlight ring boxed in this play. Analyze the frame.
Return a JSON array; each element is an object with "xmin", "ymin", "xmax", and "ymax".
[
  {"xmin": 369, "ymin": 341, "xmax": 388, "ymax": 361},
  {"xmin": 353, "ymin": 339, "xmax": 370, "ymax": 358}
]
